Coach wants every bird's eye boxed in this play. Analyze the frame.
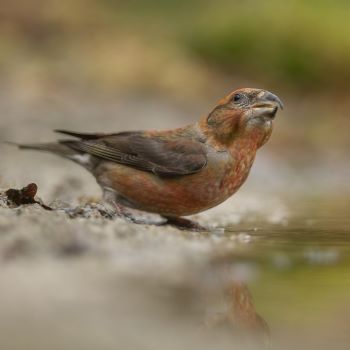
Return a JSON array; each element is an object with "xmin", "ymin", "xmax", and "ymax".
[{"xmin": 233, "ymin": 93, "xmax": 242, "ymax": 103}]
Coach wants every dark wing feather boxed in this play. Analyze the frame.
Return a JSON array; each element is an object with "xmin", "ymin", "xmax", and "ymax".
[
  {"xmin": 55, "ymin": 129, "xmax": 106, "ymax": 140},
  {"xmin": 60, "ymin": 132, "xmax": 207, "ymax": 176}
]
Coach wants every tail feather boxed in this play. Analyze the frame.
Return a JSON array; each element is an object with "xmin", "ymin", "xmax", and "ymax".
[
  {"xmin": 8, "ymin": 141, "xmax": 78, "ymax": 157},
  {"xmin": 6, "ymin": 141, "xmax": 96, "ymax": 169}
]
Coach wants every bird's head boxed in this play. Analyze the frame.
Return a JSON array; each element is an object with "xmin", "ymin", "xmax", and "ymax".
[{"xmin": 200, "ymin": 88, "xmax": 283, "ymax": 148}]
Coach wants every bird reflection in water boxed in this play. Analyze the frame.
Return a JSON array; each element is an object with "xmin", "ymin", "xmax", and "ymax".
[{"xmin": 202, "ymin": 263, "xmax": 269, "ymax": 349}]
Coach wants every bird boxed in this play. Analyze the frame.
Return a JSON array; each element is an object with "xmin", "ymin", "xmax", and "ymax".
[{"xmin": 14, "ymin": 88, "xmax": 283, "ymax": 230}]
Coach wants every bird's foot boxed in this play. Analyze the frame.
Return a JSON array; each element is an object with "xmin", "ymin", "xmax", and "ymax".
[
  {"xmin": 111, "ymin": 201, "xmax": 166, "ymax": 225},
  {"xmin": 164, "ymin": 216, "xmax": 207, "ymax": 232}
]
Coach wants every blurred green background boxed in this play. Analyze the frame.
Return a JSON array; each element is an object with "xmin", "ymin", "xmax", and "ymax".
[{"xmin": 2, "ymin": 0, "xmax": 350, "ymax": 92}]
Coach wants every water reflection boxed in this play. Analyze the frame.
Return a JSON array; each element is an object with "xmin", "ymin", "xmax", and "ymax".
[
  {"xmin": 214, "ymin": 197, "xmax": 350, "ymax": 349},
  {"xmin": 204, "ymin": 280, "xmax": 269, "ymax": 349}
]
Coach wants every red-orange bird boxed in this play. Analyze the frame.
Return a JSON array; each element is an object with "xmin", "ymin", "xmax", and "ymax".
[{"xmin": 17, "ymin": 88, "xmax": 283, "ymax": 229}]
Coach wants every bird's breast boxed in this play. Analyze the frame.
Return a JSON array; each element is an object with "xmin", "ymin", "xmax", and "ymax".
[{"xmin": 219, "ymin": 150, "xmax": 256, "ymax": 196}]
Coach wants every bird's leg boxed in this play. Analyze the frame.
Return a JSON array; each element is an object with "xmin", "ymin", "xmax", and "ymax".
[
  {"xmin": 112, "ymin": 201, "xmax": 131, "ymax": 219},
  {"xmin": 102, "ymin": 188, "xmax": 134, "ymax": 221},
  {"xmin": 102, "ymin": 188, "xmax": 166, "ymax": 225},
  {"xmin": 164, "ymin": 216, "xmax": 207, "ymax": 232},
  {"xmin": 110, "ymin": 201, "xmax": 166, "ymax": 225}
]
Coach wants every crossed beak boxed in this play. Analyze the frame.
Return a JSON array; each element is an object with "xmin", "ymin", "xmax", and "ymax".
[{"xmin": 252, "ymin": 90, "xmax": 284, "ymax": 119}]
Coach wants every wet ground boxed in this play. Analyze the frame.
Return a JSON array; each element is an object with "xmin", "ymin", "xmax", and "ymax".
[{"xmin": 1, "ymin": 89, "xmax": 350, "ymax": 350}]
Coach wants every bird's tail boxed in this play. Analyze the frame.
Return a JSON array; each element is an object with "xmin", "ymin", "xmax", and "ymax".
[
  {"xmin": 6, "ymin": 141, "xmax": 78, "ymax": 158},
  {"xmin": 6, "ymin": 141, "xmax": 96, "ymax": 169}
]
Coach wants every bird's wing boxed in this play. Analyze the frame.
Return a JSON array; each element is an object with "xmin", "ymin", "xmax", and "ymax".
[{"xmin": 58, "ymin": 131, "xmax": 207, "ymax": 176}]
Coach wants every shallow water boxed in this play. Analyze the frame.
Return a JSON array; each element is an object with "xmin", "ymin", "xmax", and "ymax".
[{"xmin": 222, "ymin": 196, "xmax": 350, "ymax": 349}]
